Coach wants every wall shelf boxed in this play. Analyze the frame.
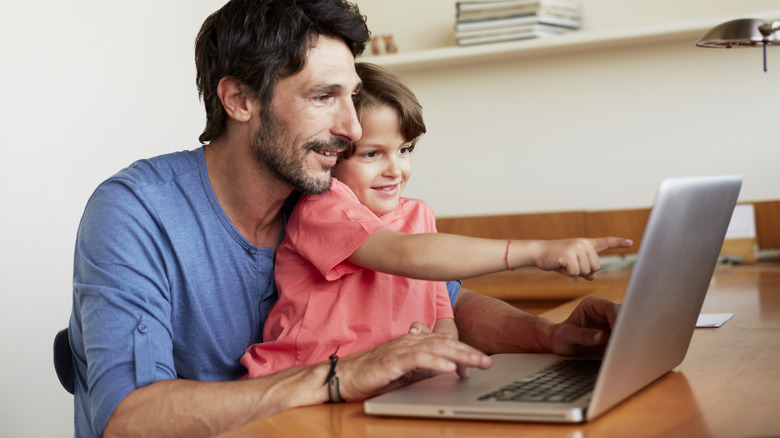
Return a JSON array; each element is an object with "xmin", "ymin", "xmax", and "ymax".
[{"xmin": 359, "ymin": 11, "xmax": 780, "ymax": 73}]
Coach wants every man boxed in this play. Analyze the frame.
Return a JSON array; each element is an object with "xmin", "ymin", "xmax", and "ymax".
[{"xmin": 68, "ymin": 1, "xmax": 622, "ymax": 436}]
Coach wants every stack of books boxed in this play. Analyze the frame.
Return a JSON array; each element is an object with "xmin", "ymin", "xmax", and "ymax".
[{"xmin": 455, "ymin": 0, "xmax": 582, "ymax": 46}]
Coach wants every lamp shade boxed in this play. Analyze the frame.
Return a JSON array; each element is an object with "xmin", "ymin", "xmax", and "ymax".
[{"xmin": 696, "ymin": 18, "xmax": 778, "ymax": 48}]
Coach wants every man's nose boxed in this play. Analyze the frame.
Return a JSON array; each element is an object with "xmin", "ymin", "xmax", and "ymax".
[{"xmin": 333, "ymin": 97, "xmax": 362, "ymax": 142}]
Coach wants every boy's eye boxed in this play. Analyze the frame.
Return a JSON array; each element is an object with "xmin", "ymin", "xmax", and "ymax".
[
  {"xmin": 399, "ymin": 145, "xmax": 412, "ymax": 155},
  {"xmin": 360, "ymin": 151, "xmax": 379, "ymax": 158}
]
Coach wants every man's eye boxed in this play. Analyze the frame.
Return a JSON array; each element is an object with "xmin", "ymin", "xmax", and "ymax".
[{"xmin": 315, "ymin": 94, "xmax": 331, "ymax": 103}]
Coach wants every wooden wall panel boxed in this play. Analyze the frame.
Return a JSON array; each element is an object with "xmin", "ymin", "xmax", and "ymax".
[
  {"xmin": 753, "ymin": 201, "xmax": 780, "ymax": 250},
  {"xmin": 436, "ymin": 211, "xmax": 586, "ymax": 240},
  {"xmin": 584, "ymin": 209, "xmax": 650, "ymax": 256},
  {"xmin": 437, "ymin": 200, "xmax": 779, "ymax": 268}
]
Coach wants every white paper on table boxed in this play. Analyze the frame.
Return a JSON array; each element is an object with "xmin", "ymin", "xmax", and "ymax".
[{"xmin": 696, "ymin": 313, "xmax": 734, "ymax": 328}]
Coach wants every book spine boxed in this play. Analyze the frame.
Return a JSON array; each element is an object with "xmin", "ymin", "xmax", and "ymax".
[{"xmin": 455, "ymin": 13, "xmax": 581, "ymax": 31}]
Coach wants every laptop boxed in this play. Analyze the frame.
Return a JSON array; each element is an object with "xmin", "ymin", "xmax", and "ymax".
[{"xmin": 364, "ymin": 175, "xmax": 742, "ymax": 423}]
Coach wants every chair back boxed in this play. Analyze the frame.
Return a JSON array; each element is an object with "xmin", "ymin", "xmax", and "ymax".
[{"xmin": 53, "ymin": 328, "xmax": 75, "ymax": 394}]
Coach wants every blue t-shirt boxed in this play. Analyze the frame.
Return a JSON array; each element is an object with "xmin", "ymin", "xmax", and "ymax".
[{"xmin": 69, "ymin": 146, "xmax": 460, "ymax": 437}]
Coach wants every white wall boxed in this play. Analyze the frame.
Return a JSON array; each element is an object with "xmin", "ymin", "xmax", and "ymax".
[
  {"xmin": 396, "ymin": 40, "xmax": 780, "ymax": 216},
  {"xmin": 357, "ymin": 0, "xmax": 780, "ymax": 216},
  {"xmin": 1, "ymin": 1, "xmax": 778, "ymax": 436},
  {"xmin": 0, "ymin": 1, "xmax": 224, "ymax": 436}
]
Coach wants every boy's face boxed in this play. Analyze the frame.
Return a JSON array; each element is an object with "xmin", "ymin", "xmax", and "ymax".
[{"xmin": 332, "ymin": 105, "xmax": 412, "ymax": 216}]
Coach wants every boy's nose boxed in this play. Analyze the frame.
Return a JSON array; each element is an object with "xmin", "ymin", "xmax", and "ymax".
[{"xmin": 383, "ymin": 157, "xmax": 401, "ymax": 177}]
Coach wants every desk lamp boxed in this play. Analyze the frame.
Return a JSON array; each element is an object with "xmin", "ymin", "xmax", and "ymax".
[{"xmin": 696, "ymin": 19, "xmax": 780, "ymax": 71}]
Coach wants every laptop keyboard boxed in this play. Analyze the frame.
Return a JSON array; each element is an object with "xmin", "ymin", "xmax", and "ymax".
[{"xmin": 478, "ymin": 359, "xmax": 602, "ymax": 404}]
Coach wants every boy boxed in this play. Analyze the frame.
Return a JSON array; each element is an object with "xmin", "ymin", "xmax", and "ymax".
[{"xmin": 241, "ymin": 63, "xmax": 631, "ymax": 385}]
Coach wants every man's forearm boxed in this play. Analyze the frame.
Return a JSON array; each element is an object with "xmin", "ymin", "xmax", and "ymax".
[
  {"xmin": 104, "ymin": 323, "xmax": 494, "ymax": 437},
  {"xmin": 104, "ymin": 362, "xmax": 331, "ymax": 438},
  {"xmin": 453, "ymin": 288, "xmax": 554, "ymax": 355}
]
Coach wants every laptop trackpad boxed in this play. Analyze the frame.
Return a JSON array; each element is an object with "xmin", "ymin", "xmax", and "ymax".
[{"xmin": 370, "ymin": 354, "xmax": 561, "ymax": 404}]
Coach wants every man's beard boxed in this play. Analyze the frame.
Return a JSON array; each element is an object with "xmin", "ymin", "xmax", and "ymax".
[{"xmin": 251, "ymin": 107, "xmax": 349, "ymax": 195}]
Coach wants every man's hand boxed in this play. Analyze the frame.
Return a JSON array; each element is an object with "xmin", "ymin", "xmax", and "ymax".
[
  {"xmin": 336, "ymin": 330, "xmax": 492, "ymax": 400},
  {"xmin": 548, "ymin": 296, "xmax": 619, "ymax": 355},
  {"xmin": 454, "ymin": 289, "xmax": 620, "ymax": 356},
  {"xmin": 529, "ymin": 237, "xmax": 633, "ymax": 280}
]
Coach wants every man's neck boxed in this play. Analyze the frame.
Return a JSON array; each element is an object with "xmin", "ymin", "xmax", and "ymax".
[{"xmin": 204, "ymin": 136, "xmax": 292, "ymax": 248}]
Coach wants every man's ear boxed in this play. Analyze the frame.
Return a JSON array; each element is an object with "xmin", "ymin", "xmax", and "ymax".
[{"xmin": 217, "ymin": 77, "xmax": 256, "ymax": 123}]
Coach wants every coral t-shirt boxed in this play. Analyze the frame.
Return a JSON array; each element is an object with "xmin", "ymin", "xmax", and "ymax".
[{"xmin": 241, "ymin": 179, "xmax": 453, "ymax": 378}]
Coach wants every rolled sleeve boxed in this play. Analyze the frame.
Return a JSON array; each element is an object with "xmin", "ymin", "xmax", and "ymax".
[{"xmin": 72, "ymin": 180, "xmax": 177, "ymax": 436}]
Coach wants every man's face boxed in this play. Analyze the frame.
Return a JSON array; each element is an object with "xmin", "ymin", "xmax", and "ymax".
[{"xmin": 251, "ymin": 36, "xmax": 363, "ymax": 195}]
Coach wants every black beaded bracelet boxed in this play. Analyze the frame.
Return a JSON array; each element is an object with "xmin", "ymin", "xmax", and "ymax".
[{"xmin": 324, "ymin": 354, "xmax": 344, "ymax": 403}]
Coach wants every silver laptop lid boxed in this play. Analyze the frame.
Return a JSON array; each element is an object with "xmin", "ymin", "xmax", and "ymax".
[{"xmin": 587, "ymin": 175, "xmax": 742, "ymax": 420}]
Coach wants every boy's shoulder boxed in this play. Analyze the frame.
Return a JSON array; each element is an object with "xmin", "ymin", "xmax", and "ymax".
[
  {"xmin": 398, "ymin": 196, "xmax": 433, "ymax": 212},
  {"xmin": 396, "ymin": 196, "xmax": 436, "ymax": 226},
  {"xmin": 297, "ymin": 178, "xmax": 360, "ymax": 209},
  {"xmin": 327, "ymin": 178, "xmax": 357, "ymax": 199}
]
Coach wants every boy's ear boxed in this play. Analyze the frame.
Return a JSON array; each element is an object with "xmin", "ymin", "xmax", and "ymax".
[{"xmin": 217, "ymin": 77, "xmax": 256, "ymax": 123}]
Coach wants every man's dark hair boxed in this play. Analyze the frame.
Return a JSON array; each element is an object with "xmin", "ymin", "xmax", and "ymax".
[{"xmin": 194, "ymin": 0, "xmax": 369, "ymax": 143}]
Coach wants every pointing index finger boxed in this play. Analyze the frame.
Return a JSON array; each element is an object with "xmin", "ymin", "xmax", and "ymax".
[{"xmin": 592, "ymin": 237, "xmax": 633, "ymax": 252}]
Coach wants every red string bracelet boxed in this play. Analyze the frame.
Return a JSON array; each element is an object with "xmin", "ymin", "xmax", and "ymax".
[{"xmin": 505, "ymin": 238, "xmax": 515, "ymax": 271}]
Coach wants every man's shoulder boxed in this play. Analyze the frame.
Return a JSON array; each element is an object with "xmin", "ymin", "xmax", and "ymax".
[
  {"xmin": 111, "ymin": 148, "xmax": 202, "ymax": 189},
  {"xmin": 84, "ymin": 147, "xmax": 207, "ymax": 220}
]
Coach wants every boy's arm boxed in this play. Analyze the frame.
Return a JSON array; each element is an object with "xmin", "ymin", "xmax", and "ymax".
[{"xmin": 349, "ymin": 230, "xmax": 632, "ymax": 281}]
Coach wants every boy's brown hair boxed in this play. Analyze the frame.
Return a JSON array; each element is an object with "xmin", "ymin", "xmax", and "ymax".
[{"xmin": 341, "ymin": 62, "xmax": 426, "ymax": 160}]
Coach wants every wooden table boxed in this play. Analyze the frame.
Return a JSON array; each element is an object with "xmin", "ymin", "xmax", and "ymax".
[{"xmin": 218, "ymin": 263, "xmax": 780, "ymax": 438}]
